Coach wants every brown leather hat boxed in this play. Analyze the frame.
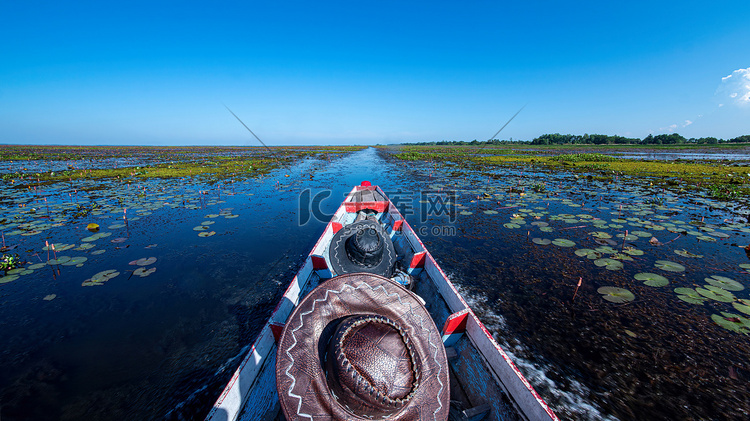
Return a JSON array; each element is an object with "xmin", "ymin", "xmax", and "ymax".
[{"xmin": 276, "ymin": 273, "xmax": 449, "ymax": 421}]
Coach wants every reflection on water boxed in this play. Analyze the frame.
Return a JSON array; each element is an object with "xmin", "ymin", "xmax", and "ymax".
[
  {"xmin": 611, "ymin": 151, "xmax": 750, "ymax": 162},
  {"xmin": 1, "ymin": 147, "xmax": 749, "ymax": 421}
]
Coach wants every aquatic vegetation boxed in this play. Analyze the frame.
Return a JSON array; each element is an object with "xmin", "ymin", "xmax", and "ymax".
[
  {"xmin": 130, "ymin": 257, "xmax": 157, "ymax": 266},
  {"xmin": 1, "ymin": 253, "xmax": 22, "ymax": 273},
  {"xmin": 674, "ymin": 249, "xmax": 703, "ymax": 258},
  {"xmin": 705, "ymin": 275, "xmax": 744, "ymax": 291},
  {"xmin": 711, "ymin": 313, "xmax": 750, "ymax": 334},
  {"xmin": 696, "ymin": 286, "xmax": 735, "ymax": 303},
  {"xmin": 552, "ymin": 239, "xmax": 576, "ymax": 247},
  {"xmin": 594, "ymin": 258, "xmax": 623, "ymax": 271},
  {"xmin": 733, "ymin": 299, "xmax": 750, "ymax": 315},
  {"xmin": 597, "ymin": 286, "xmax": 635, "ymax": 303},
  {"xmin": 554, "ymin": 153, "xmax": 619, "ymax": 163},
  {"xmin": 634, "ymin": 272, "xmax": 669, "ymax": 287},
  {"xmin": 133, "ymin": 267, "xmax": 157, "ymax": 277},
  {"xmin": 82, "ymin": 269, "xmax": 120, "ymax": 286},
  {"xmin": 654, "ymin": 260, "xmax": 686, "ymax": 272}
]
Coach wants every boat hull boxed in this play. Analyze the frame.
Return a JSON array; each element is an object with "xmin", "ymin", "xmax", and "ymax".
[{"xmin": 207, "ymin": 184, "xmax": 558, "ymax": 421}]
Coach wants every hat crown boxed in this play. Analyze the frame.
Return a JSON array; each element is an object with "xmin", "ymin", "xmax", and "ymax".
[
  {"xmin": 345, "ymin": 227, "xmax": 383, "ymax": 268},
  {"xmin": 327, "ymin": 315, "xmax": 419, "ymax": 417}
]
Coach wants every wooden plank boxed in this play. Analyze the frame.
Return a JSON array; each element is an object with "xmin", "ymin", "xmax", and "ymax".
[
  {"xmin": 344, "ymin": 201, "xmax": 389, "ymax": 213},
  {"xmin": 445, "ymin": 346, "xmax": 458, "ymax": 361},
  {"xmin": 462, "ymin": 404, "xmax": 491, "ymax": 421}
]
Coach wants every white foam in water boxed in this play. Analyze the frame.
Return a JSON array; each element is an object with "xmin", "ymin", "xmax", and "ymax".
[{"xmin": 451, "ymin": 279, "xmax": 619, "ymax": 421}]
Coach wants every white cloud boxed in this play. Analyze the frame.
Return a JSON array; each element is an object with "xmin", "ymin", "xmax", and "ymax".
[
  {"xmin": 658, "ymin": 124, "xmax": 678, "ymax": 132},
  {"xmin": 682, "ymin": 120, "xmax": 693, "ymax": 127},
  {"xmin": 716, "ymin": 67, "xmax": 750, "ymax": 106}
]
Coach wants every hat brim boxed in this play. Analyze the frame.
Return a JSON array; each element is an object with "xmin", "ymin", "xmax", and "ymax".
[
  {"xmin": 276, "ymin": 273, "xmax": 449, "ymax": 421},
  {"xmin": 329, "ymin": 220, "xmax": 396, "ymax": 278}
]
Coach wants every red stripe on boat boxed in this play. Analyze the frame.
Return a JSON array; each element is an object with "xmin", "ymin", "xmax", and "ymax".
[
  {"xmin": 310, "ymin": 255, "xmax": 327, "ymax": 270},
  {"xmin": 331, "ymin": 222, "xmax": 343, "ymax": 233},
  {"xmin": 409, "ymin": 251, "xmax": 426, "ymax": 269},
  {"xmin": 360, "ymin": 181, "xmax": 371, "ymax": 186},
  {"xmin": 392, "ymin": 220, "xmax": 404, "ymax": 231},
  {"xmin": 270, "ymin": 323, "xmax": 285, "ymax": 343},
  {"xmin": 442, "ymin": 309, "xmax": 470, "ymax": 335},
  {"xmin": 344, "ymin": 201, "xmax": 389, "ymax": 213}
]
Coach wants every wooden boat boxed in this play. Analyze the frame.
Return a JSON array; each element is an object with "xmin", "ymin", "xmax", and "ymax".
[{"xmin": 207, "ymin": 182, "xmax": 558, "ymax": 421}]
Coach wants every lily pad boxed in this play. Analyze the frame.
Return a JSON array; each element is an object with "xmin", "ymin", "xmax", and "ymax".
[
  {"xmin": 634, "ymin": 272, "xmax": 669, "ymax": 287},
  {"xmin": 594, "ymin": 258, "xmax": 623, "ymax": 271},
  {"xmin": 62, "ymin": 256, "xmax": 88, "ymax": 266},
  {"xmin": 622, "ymin": 247, "xmax": 644, "ymax": 256},
  {"xmin": 552, "ymin": 239, "xmax": 576, "ymax": 247},
  {"xmin": 43, "ymin": 294, "xmax": 57, "ymax": 301},
  {"xmin": 483, "ymin": 210, "xmax": 499, "ymax": 215},
  {"xmin": 704, "ymin": 275, "xmax": 744, "ymax": 292},
  {"xmin": 615, "ymin": 233, "xmax": 638, "ymax": 241},
  {"xmin": 503, "ymin": 223, "xmax": 520, "ymax": 229},
  {"xmin": 193, "ymin": 225, "xmax": 209, "ymax": 231},
  {"xmin": 43, "ymin": 243, "xmax": 74, "ymax": 251},
  {"xmin": 594, "ymin": 246, "xmax": 617, "ymax": 255},
  {"xmin": 201, "ymin": 220, "xmax": 216, "ymax": 225},
  {"xmin": 91, "ymin": 269, "xmax": 120, "ymax": 283},
  {"xmin": 710, "ymin": 313, "xmax": 750, "ymax": 334},
  {"xmin": 91, "ymin": 250, "xmax": 106, "ymax": 255},
  {"xmin": 696, "ymin": 286, "xmax": 734, "ymax": 303},
  {"xmin": 732, "ymin": 299, "xmax": 750, "ymax": 316},
  {"xmin": 597, "ymin": 286, "xmax": 635, "ymax": 303},
  {"xmin": 673, "ymin": 287, "xmax": 707, "ymax": 304},
  {"xmin": 198, "ymin": 231, "xmax": 216, "ymax": 237},
  {"xmin": 459, "ymin": 211, "xmax": 473, "ymax": 216},
  {"xmin": 674, "ymin": 249, "xmax": 703, "ymax": 258},
  {"xmin": 575, "ymin": 248, "xmax": 598, "ymax": 258},
  {"xmin": 0, "ymin": 275, "xmax": 20, "ymax": 284},
  {"xmin": 133, "ymin": 267, "xmax": 157, "ymax": 277},
  {"xmin": 48, "ymin": 256, "xmax": 72, "ymax": 265},
  {"xmin": 532, "ymin": 238, "xmax": 551, "ymax": 245},
  {"xmin": 28, "ymin": 263, "xmax": 47, "ymax": 270},
  {"xmin": 86, "ymin": 223, "xmax": 100, "ymax": 232},
  {"xmin": 590, "ymin": 232, "xmax": 612, "ymax": 239},
  {"xmin": 655, "ymin": 260, "xmax": 685, "ymax": 272},
  {"xmin": 130, "ymin": 257, "xmax": 157, "ymax": 266}
]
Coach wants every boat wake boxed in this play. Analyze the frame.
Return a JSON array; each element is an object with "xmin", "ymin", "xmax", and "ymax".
[{"xmin": 451, "ymin": 280, "xmax": 619, "ymax": 421}]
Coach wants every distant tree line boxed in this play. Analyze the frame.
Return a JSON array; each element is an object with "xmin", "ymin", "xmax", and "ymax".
[{"xmin": 408, "ymin": 133, "xmax": 750, "ymax": 146}]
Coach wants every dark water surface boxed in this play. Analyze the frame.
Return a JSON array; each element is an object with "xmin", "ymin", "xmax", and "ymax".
[{"xmin": 1, "ymin": 148, "xmax": 749, "ymax": 420}]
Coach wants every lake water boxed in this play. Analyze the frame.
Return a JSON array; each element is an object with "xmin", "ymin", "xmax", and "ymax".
[{"xmin": 1, "ymin": 147, "xmax": 749, "ymax": 420}]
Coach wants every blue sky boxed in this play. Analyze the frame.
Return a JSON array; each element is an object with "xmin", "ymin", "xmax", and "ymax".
[{"xmin": 2, "ymin": 1, "xmax": 749, "ymax": 145}]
